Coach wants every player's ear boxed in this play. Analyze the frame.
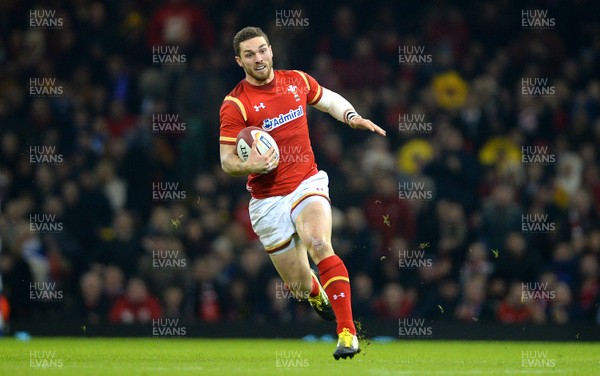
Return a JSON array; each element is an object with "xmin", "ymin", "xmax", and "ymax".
[{"xmin": 234, "ymin": 55, "xmax": 243, "ymax": 67}]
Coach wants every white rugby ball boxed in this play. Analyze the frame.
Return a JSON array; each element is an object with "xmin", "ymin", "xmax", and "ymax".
[{"xmin": 236, "ymin": 126, "xmax": 280, "ymax": 163}]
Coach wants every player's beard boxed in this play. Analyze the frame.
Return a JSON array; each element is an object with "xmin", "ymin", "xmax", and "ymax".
[{"xmin": 245, "ymin": 60, "xmax": 273, "ymax": 84}]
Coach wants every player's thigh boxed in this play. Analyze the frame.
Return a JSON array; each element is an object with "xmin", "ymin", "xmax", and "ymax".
[{"xmin": 269, "ymin": 235, "xmax": 312, "ymax": 286}]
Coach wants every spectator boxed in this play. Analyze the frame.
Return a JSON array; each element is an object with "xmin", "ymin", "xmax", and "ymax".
[
  {"xmin": 455, "ymin": 276, "xmax": 493, "ymax": 322},
  {"xmin": 147, "ymin": 0, "xmax": 215, "ymax": 51},
  {"xmin": 372, "ymin": 283, "xmax": 414, "ymax": 319},
  {"xmin": 493, "ymin": 232, "xmax": 540, "ymax": 283},
  {"xmin": 496, "ymin": 282, "xmax": 534, "ymax": 324},
  {"xmin": 183, "ymin": 256, "xmax": 223, "ymax": 322},
  {"xmin": 96, "ymin": 210, "xmax": 141, "ymax": 277},
  {"xmin": 576, "ymin": 253, "xmax": 600, "ymax": 320},
  {"xmin": 77, "ymin": 270, "xmax": 110, "ymax": 324},
  {"xmin": 352, "ymin": 272, "xmax": 375, "ymax": 319},
  {"xmin": 108, "ymin": 277, "xmax": 162, "ymax": 324},
  {"xmin": 103, "ymin": 265, "xmax": 125, "ymax": 303},
  {"xmin": 162, "ymin": 286, "xmax": 184, "ymax": 320},
  {"xmin": 480, "ymin": 185, "xmax": 522, "ymax": 249}
]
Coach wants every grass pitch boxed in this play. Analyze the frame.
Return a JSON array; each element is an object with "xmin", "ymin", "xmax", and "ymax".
[{"xmin": 0, "ymin": 337, "xmax": 599, "ymax": 375}]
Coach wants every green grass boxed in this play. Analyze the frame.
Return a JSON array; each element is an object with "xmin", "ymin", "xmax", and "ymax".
[{"xmin": 0, "ymin": 338, "xmax": 599, "ymax": 375}]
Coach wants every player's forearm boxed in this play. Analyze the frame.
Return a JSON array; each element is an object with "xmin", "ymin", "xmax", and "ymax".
[
  {"xmin": 312, "ymin": 88, "xmax": 361, "ymax": 124},
  {"xmin": 221, "ymin": 153, "xmax": 251, "ymax": 176}
]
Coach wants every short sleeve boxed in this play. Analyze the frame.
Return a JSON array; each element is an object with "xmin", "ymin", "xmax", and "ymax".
[
  {"xmin": 293, "ymin": 70, "xmax": 323, "ymax": 105},
  {"xmin": 219, "ymin": 98, "xmax": 247, "ymax": 145}
]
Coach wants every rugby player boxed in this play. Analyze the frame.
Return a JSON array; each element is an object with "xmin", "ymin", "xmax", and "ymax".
[{"xmin": 219, "ymin": 26, "xmax": 386, "ymax": 359}]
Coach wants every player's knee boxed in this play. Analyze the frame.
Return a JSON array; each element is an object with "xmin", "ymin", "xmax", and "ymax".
[{"xmin": 307, "ymin": 237, "xmax": 333, "ymax": 256}]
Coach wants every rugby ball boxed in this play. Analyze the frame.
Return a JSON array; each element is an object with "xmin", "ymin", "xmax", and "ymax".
[{"xmin": 236, "ymin": 126, "xmax": 280, "ymax": 163}]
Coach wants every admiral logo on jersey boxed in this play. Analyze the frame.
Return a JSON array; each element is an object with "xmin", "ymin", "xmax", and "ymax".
[{"xmin": 262, "ymin": 105, "xmax": 304, "ymax": 131}]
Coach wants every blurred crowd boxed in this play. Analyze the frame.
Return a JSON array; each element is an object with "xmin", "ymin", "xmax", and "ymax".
[{"xmin": 1, "ymin": 0, "xmax": 600, "ymax": 330}]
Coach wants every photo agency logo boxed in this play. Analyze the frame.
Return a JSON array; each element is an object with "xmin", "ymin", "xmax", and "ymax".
[
  {"xmin": 152, "ymin": 318, "xmax": 187, "ymax": 337},
  {"xmin": 398, "ymin": 248, "xmax": 433, "ymax": 269},
  {"xmin": 29, "ymin": 213, "xmax": 63, "ymax": 234},
  {"xmin": 275, "ymin": 350, "xmax": 309, "ymax": 368},
  {"xmin": 398, "ymin": 318, "xmax": 432, "ymax": 338},
  {"xmin": 30, "ymin": 350, "xmax": 63, "ymax": 368},
  {"xmin": 275, "ymin": 280, "xmax": 309, "ymax": 300},
  {"xmin": 521, "ymin": 10, "xmax": 555, "ymax": 30},
  {"xmin": 398, "ymin": 45, "xmax": 432, "ymax": 65},
  {"xmin": 152, "ymin": 45, "xmax": 187, "ymax": 66},
  {"xmin": 30, "ymin": 282, "xmax": 63, "ymax": 302},
  {"xmin": 398, "ymin": 113, "xmax": 432, "ymax": 134},
  {"xmin": 152, "ymin": 113, "xmax": 187, "ymax": 134},
  {"xmin": 275, "ymin": 9, "xmax": 309, "ymax": 29},
  {"xmin": 521, "ymin": 282, "xmax": 555, "ymax": 303},
  {"xmin": 29, "ymin": 145, "xmax": 64, "ymax": 165},
  {"xmin": 521, "ymin": 350, "xmax": 556, "ymax": 368},
  {"xmin": 152, "ymin": 250, "xmax": 187, "ymax": 269},
  {"xmin": 521, "ymin": 77, "xmax": 555, "ymax": 97},
  {"xmin": 398, "ymin": 181, "xmax": 433, "ymax": 201},
  {"xmin": 275, "ymin": 77, "xmax": 309, "ymax": 97},
  {"xmin": 29, "ymin": 9, "xmax": 63, "ymax": 29},
  {"xmin": 521, "ymin": 145, "xmax": 556, "ymax": 165},
  {"xmin": 29, "ymin": 77, "xmax": 63, "ymax": 97},
  {"xmin": 521, "ymin": 213, "xmax": 556, "ymax": 233},
  {"xmin": 279, "ymin": 145, "xmax": 310, "ymax": 164},
  {"xmin": 152, "ymin": 181, "xmax": 187, "ymax": 201}
]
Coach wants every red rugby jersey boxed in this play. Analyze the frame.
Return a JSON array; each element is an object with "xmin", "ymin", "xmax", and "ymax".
[{"xmin": 220, "ymin": 70, "xmax": 323, "ymax": 199}]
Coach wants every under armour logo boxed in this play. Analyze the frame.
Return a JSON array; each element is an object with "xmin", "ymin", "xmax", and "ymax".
[
  {"xmin": 333, "ymin": 292, "xmax": 345, "ymax": 300},
  {"xmin": 254, "ymin": 102, "xmax": 266, "ymax": 111}
]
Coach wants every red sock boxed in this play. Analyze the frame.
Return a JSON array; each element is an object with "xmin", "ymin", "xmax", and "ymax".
[
  {"xmin": 309, "ymin": 274, "xmax": 320, "ymax": 297},
  {"xmin": 286, "ymin": 277, "xmax": 320, "ymax": 297},
  {"xmin": 317, "ymin": 255, "xmax": 356, "ymax": 335}
]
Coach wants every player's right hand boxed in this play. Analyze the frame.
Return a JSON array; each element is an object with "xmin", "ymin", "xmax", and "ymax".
[{"xmin": 245, "ymin": 139, "xmax": 278, "ymax": 174}]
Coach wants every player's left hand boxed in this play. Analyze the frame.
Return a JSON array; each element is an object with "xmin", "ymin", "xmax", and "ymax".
[{"xmin": 349, "ymin": 117, "xmax": 386, "ymax": 136}]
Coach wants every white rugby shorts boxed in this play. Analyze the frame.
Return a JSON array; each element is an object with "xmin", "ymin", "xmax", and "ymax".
[{"xmin": 249, "ymin": 170, "xmax": 331, "ymax": 255}]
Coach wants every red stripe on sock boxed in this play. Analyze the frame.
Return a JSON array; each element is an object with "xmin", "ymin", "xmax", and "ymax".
[{"xmin": 317, "ymin": 255, "xmax": 356, "ymax": 335}]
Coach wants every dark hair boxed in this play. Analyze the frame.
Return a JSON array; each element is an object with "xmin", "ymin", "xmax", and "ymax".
[{"xmin": 233, "ymin": 26, "xmax": 270, "ymax": 56}]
